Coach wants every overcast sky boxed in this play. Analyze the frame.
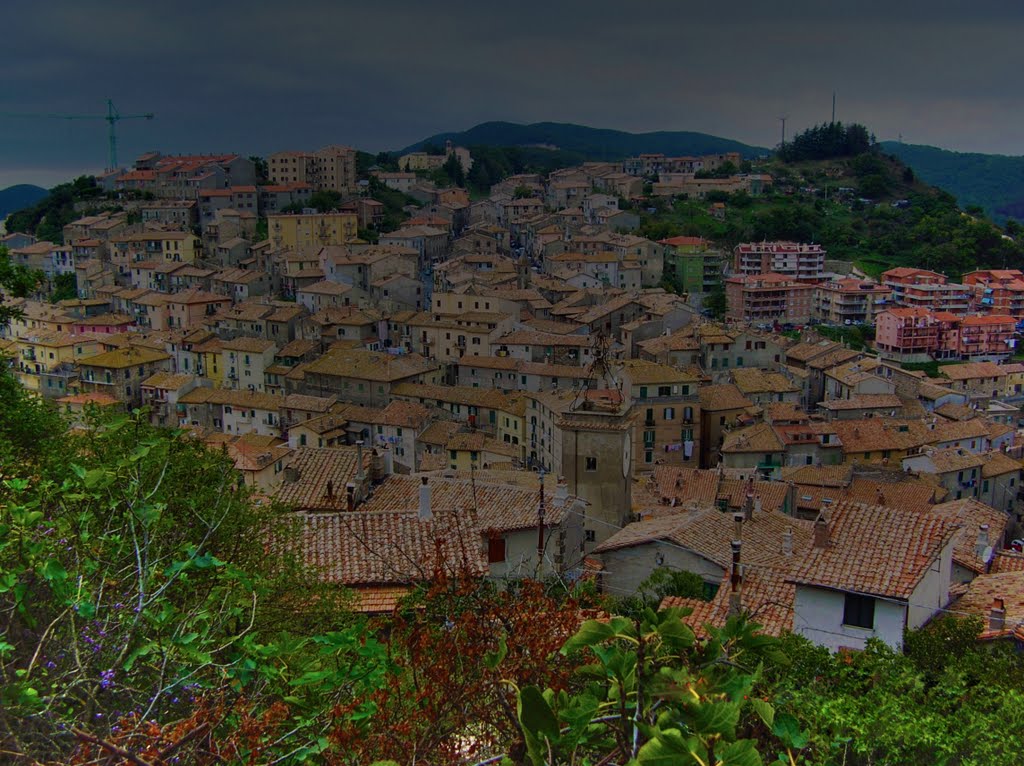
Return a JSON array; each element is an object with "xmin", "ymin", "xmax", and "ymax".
[{"xmin": 1, "ymin": 0, "xmax": 1021, "ymax": 188}]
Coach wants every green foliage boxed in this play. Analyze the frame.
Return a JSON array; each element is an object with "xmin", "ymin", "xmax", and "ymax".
[
  {"xmin": 248, "ymin": 155, "xmax": 268, "ymax": 183},
  {"xmin": 253, "ymin": 216, "xmax": 268, "ymax": 242},
  {"xmin": 815, "ymin": 324, "xmax": 874, "ymax": 350},
  {"xmin": 515, "ymin": 609, "xmax": 790, "ymax": 765},
  {"xmin": 778, "ymin": 122, "xmax": 873, "ymax": 162},
  {"xmin": 308, "ymin": 190, "xmax": 344, "ymax": 212},
  {"xmin": 466, "ymin": 145, "xmax": 585, "ymax": 194},
  {"xmin": 705, "ymin": 281, "xmax": 728, "ymax": 320},
  {"xmin": 0, "ymin": 245, "xmax": 44, "ymax": 325},
  {"xmin": 769, "ymin": 628, "xmax": 1024, "ymax": 765},
  {"xmin": 50, "ymin": 272, "xmax": 77, "ymax": 303},
  {"xmin": 4, "ymin": 176, "xmax": 100, "ymax": 242},
  {"xmin": 611, "ymin": 567, "xmax": 709, "ymax": 619},
  {"xmin": 0, "ymin": 375, "xmax": 382, "ymax": 762}
]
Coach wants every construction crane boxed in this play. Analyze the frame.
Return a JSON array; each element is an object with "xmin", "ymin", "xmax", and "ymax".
[{"xmin": 0, "ymin": 99, "xmax": 154, "ymax": 172}]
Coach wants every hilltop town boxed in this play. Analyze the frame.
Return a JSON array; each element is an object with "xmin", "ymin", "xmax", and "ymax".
[{"xmin": 3, "ymin": 137, "xmax": 1024, "ymax": 657}]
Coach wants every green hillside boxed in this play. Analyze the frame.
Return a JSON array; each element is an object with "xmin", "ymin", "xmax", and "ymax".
[
  {"xmin": 642, "ymin": 145, "xmax": 1023, "ymax": 282},
  {"xmin": 880, "ymin": 141, "xmax": 1024, "ymax": 222},
  {"xmin": 401, "ymin": 121, "xmax": 766, "ymax": 160}
]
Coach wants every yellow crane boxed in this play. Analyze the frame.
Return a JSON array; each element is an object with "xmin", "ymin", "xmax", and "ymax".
[{"xmin": 1, "ymin": 99, "xmax": 155, "ymax": 172}]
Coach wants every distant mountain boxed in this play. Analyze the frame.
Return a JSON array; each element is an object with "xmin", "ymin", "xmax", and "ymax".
[
  {"xmin": 880, "ymin": 141, "xmax": 1024, "ymax": 222},
  {"xmin": 0, "ymin": 184, "xmax": 48, "ymax": 221},
  {"xmin": 400, "ymin": 121, "xmax": 766, "ymax": 160}
]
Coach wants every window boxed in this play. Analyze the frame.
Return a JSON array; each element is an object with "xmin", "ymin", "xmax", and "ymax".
[
  {"xmin": 585, "ymin": 457, "xmax": 598, "ymax": 472},
  {"xmin": 487, "ymin": 536, "xmax": 506, "ymax": 564},
  {"xmin": 585, "ymin": 530, "xmax": 597, "ymax": 543},
  {"xmin": 736, "ymin": 356, "xmax": 744, "ymax": 367},
  {"xmin": 658, "ymin": 386, "xmax": 671, "ymax": 397},
  {"xmin": 664, "ymin": 407, "xmax": 675, "ymax": 420},
  {"xmin": 639, "ymin": 386, "xmax": 648, "ymax": 398},
  {"xmin": 842, "ymin": 594, "xmax": 875, "ymax": 629}
]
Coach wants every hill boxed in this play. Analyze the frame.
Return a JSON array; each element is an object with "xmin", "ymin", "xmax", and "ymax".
[
  {"xmin": 640, "ymin": 146, "xmax": 1020, "ymax": 283},
  {"xmin": 400, "ymin": 121, "xmax": 766, "ymax": 160},
  {"xmin": 880, "ymin": 141, "xmax": 1024, "ymax": 222},
  {"xmin": 0, "ymin": 184, "xmax": 47, "ymax": 221}
]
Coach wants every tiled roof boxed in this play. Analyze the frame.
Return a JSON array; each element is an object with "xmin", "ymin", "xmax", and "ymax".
[
  {"xmin": 222, "ymin": 337, "xmax": 277, "ymax": 353},
  {"xmin": 141, "ymin": 372, "xmax": 196, "ymax": 390},
  {"xmin": 621, "ymin": 359, "xmax": 702, "ymax": 385},
  {"xmin": 983, "ymin": 451, "xmax": 1024, "ymax": 478},
  {"xmin": 818, "ymin": 394, "xmax": 903, "ymax": 411},
  {"xmin": 662, "ymin": 566, "xmax": 795, "ymax": 637},
  {"xmin": 361, "ymin": 474, "xmax": 571, "ymax": 531},
  {"xmin": 282, "ymin": 393, "xmax": 336, "ymax": 412},
  {"xmin": 951, "ymin": 571, "xmax": 1024, "ymax": 639},
  {"xmin": 941, "ymin": 362, "xmax": 1007, "ymax": 381},
  {"xmin": 721, "ymin": 422, "xmax": 784, "ymax": 454},
  {"xmin": 780, "ymin": 464, "xmax": 853, "ymax": 487},
  {"xmin": 787, "ymin": 501, "xmax": 959, "ymax": 599},
  {"xmin": 929, "ymin": 498, "xmax": 1009, "ymax": 574},
  {"xmin": 78, "ymin": 346, "xmax": 170, "ymax": 369},
  {"xmin": 392, "ymin": 382, "xmax": 516, "ymax": 411},
  {"xmin": 273, "ymin": 446, "xmax": 370, "ymax": 511},
  {"xmin": 298, "ymin": 508, "xmax": 487, "ymax": 585},
  {"xmin": 698, "ymin": 384, "xmax": 753, "ymax": 412},
  {"xmin": 418, "ymin": 420, "xmax": 463, "ymax": 446},
  {"xmin": 304, "ymin": 349, "xmax": 438, "ymax": 382},
  {"xmin": 991, "ymin": 550, "xmax": 1024, "ymax": 574},
  {"xmin": 731, "ymin": 368, "xmax": 799, "ymax": 395},
  {"xmin": 178, "ymin": 387, "xmax": 283, "ymax": 411}
]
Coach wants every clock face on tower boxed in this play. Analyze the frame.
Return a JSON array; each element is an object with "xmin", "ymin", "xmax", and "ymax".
[{"xmin": 622, "ymin": 433, "xmax": 632, "ymax": 477}]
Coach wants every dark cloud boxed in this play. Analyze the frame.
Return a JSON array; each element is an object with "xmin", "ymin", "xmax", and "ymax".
[{"xmin": 2, "ymin": 0, "xmax": 1022, "ymax": 187}]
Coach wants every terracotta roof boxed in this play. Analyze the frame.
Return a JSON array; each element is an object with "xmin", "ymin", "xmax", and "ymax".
[
  {"xmin": 141, "ymin": 372, "xmax": 196, "ymax": 390},
  {"xmin": 721, "ymin": 422, "xmax": 784, "ymax": 454},
  {"xmin": 662, "ymin": 566, "xmax": 795, "ymax": 637},
  {"xmin": 731, "ymin": 368, "xmax": 799, "ymax": 395},
  {"xmin": 780, "ymin": 464, "xmax": 853, "ymax": 487},
  {"xmin": 991, "ymin": 550, "xmax": 1024, "ymax": 574},
  {"xmin": 698, "ymin": 384, "xmax": 753, "ymax": 412},
  {"xmin": 78, "ymin": 346, "xmax": 170, "ymax": 369},
  {"xmin": 818, "ymin": 394, "xmax": 903, "ymax": 412},
  {"xmin": 951, "ymin": 571, "xmax": 1024, "ymax": 640},
  {"xmin": 273, "ymin": 446, "xmax": 370, "ymax": 511},
  {"xmin": 787, "ymin": 501, "xmax": 959, "ymax": 599},
  {"xmin": 361, "ymin": 474, "xmax": 573, "ymax": 532},
  {"xmin": 298, "ymin": 508, "xmax": 487, "ymax": 585},
  {"xmin": 929, "ymin": 498, "xmax": 1009, "ymax": 574},
  {"xmin": 222, "ymin": 337, "xmax": 277, "ymax": 353},
  {"xmin": 983, "ymin": 451, "xmax": 1024, "ymax": 478},
  {"xmin": 621, "ymin": 359, "xmax": 702, "ymax": 385},
  {"xmin": 282, "ymin": 393, "xmax": 336, "ymax": 412},
  {"xmin": 304, "ymin": 349, "xmax": 438, "ymax": 382}
]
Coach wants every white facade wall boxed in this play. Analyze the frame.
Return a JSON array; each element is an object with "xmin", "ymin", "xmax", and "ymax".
[
  {"xmin": 793, "ymin": 586, "xmax": 907, "ymax": 652},
  {"xmin": 598, "ymin": 544, "xmax": 724, "ymax": 596},
  {"xmin": 907, "ymin": 539, "xmax": 953, "ymax": 630},
  {"xmin": 223, "ymin": 406, "xmax": 281, "ymax": 437}
]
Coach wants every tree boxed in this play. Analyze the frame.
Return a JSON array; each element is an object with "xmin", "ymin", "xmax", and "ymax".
[
  {"xmin": 706, "ymin": 281, "xmax": 728, "ymax": 319},
  {"xmin": 248, "ymin": 155, "xmax": 268, "ymax": 183},
  {"xmin": 309, "ymin": 190, "xmax": 343, "ymax": 212},
  {"xmin": 440, "ymin": 153, "xmax": 466, "ymax": 188},
  {"xmin": 0, "ymin": 388, "xmax": 380, "ymax": 763},
  {"xmin": 0, "ymin": 246, "xmax": 44, "ymax": 325},
  {"xmin": 50, "ymin": 272, "xmax": 77, "ymax": 303}
]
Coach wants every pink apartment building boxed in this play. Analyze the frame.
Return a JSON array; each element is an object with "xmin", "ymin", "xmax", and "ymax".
[
  {"xmin": 876, "ymin": 308, "xmax": 1015, "ymax": 361},
  {"xmin": 882, "ymin": 268, "xmax": 972, "ymax": 313}
]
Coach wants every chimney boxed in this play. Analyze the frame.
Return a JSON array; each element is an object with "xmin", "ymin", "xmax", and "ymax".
[
  {"xmin": 875, "ymin": 487, "xmax": 885, "ymax": 505},
  {"xmin": 733, "ymin": 512, "xmax": 744, "ymax": 541},
  {"xmin": 325, "ymin": 479, "xmax": 334, "ymax": 501},
  {"xmin": 345, "ymin": 482, "xmax": 355, "ymax": 512},
  {"xmin": 284, "ymin": 466, "xmax": 299, "ymax": 483},
  {"xmin": 418, "ymin": 476, "xmax": 432, "ymax": 521},
  {"xmin": 782, "ymin": 527, "xmax": 794, "ymax": 557},
  {"xmin": 976, "ymin": 524, "xmax": 991, "ymax": 562},
  {"xmin": 990, "ymin": 597, "xmax": 1006, "ymax": 632},
  {"xmin": 356, "ymin": 440, "xmax": 365, "ymax": 483},
  {"xmin": 813, "ymin": 514, "xmax": 830, "ymax": 549},
  {"xmin": 553, "ymin": 478, "xmax": 569, "ymax": 508},
  {"xmin": 381, "ymin": 444, "xmax": 394, "ymax": 476},
  {"xmin": 728, "ymin": 540, "xmax": 743, "ymax": 616}
]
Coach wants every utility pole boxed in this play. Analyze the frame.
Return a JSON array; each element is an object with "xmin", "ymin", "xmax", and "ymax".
[
  {"xmin": 536, "ymin": 468, "xmax": 547, "ymax": 578},
  {"xmin": 832, "ymin": 91, "xmax": 836, "ymax": 124},
  {"xmin": 779, "ymin": 116, "xmax": 788, "ymax": 148}
]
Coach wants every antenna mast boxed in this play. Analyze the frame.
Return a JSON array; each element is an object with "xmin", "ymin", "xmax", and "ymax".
[
  {"xmin": 779, "ymin": 116, "xmax": 788, "ymax": 148},
  {"xmin": 832, "ymin": 91, "xmax": 836, "ymax": 124}
]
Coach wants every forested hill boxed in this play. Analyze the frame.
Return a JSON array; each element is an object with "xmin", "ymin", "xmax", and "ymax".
[
  {"xmin": 400, "ymin": 121, "xmax": 766, "ymax": 159},
  {"xmin": 881, "ymin": 141, "xmax": 1024, "ymax": 223}
]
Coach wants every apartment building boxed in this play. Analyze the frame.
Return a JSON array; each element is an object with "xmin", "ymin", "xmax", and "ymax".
[
  {"xmin": 725, "ymin": 273, "xmax": 813, "ymax": 324},
  {"xmin": 812, "ymin": 278, "xmax": 892, "ymax": 324},
  {"xmin": 267, "ymin": 211, "xmax": 359, "ymax": 254},
  {"xmin": 268, "ymin": 145, "xmax": 357, "ymax": 194},
  {"xmin": 734, "ymin": 242, "xmax": 826, "ymax": 281},
  {"xmin": 876, "ymin": 309, "xmax": 1016, "ymax": 362},
  {"xmin": 963, "ymin": 269, "xmax": 1024, "ymax": 319},
  {"xmin": 659, "ymin": 236, "xmax": 726, "ymax": 296},
  {"xmin": 882, "ymin": 267, "xmax": 972, "ymax": 313}
]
